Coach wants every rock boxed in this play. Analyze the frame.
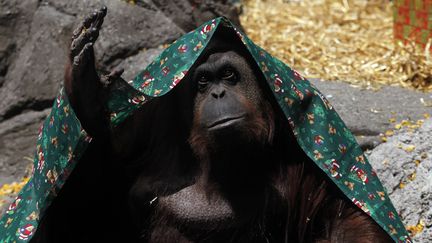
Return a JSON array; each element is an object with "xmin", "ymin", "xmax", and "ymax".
[
  {"xmin": 151, "ymin": 0, "xmax": 241, "ymax": 32},
  {"xmin": 0, "ymin": 0, "xmax": 40, "ymax": 119},
  {"xmin": 0, "ymin": 4, "xmax": 75, "ymax": 121},
  {"xmin": 77, "ymin": 0, "xmax": 184, "ymax": 69},
  {"xmin": 367, "ymin": 118, "xmax": 432, "ymax": 242},
  {"xmin": 0, "ymin": 109, "xmax": 51, "ymax": 186},
  {"xmin": 115, "ymin": 46, "xmax": 164, "ymax": 82},
  {"xmin": 310, "ymin": 79, "xmax": 432, "ymax": 149}
]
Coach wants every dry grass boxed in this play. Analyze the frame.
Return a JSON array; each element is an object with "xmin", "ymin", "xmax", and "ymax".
[{"xmin": 240, "ymin": 0, "xmax": 432, "ymax": 91}]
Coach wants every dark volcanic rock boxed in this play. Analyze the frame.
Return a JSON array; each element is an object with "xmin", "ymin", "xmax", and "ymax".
[
  {"xmin": 310, "ymin": 79, "xmax": 432, "ymax": 150},
  {"xmin": 0, "ymin": 109, "xmax": 50, "ymax": 185},
  {"xmin": 0, "ymin": 4, "xmax": 75, "ymax": 121},
  {"xmin": 152, "ymin": 0, "xmax": 241, "ymax": 32},
  {"xmin": 115, "ymin": 47, "xmax": 164, "ymax": 82},
  {"xmin": 0, "ymin": 0, "xmax": 40, "ymax": 118}
]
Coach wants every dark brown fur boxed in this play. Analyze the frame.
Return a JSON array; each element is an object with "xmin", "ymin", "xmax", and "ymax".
[
  {"xmin": 31, "ymin": 9, "xmax": 393, "ymax": 242},
  {"xmin": 124, "ymin": 69, "xmax": 393, "ymax": 242}
]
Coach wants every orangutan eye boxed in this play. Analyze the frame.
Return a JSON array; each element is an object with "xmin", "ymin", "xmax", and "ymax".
[
  {"xmin": 221, "ymin": 68, "xmax": 235, "ymax": 80},
  {"xmin": 198, "ymin": 75, "xmax": 209, "ymax": 84},
  {"xmin": 198, "ymin": 75, "xmax": 209, "ymax": 91}
]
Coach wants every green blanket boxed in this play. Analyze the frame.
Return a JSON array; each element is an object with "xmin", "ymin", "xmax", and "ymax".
[{"xmin": 0, "ymin": 17, "xmax": 411, "ymax": 242}]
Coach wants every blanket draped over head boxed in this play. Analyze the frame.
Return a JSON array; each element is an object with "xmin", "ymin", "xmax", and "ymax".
[{"xmin": 0, "ymin": 17, "xmax": 410, "ymax": 242}]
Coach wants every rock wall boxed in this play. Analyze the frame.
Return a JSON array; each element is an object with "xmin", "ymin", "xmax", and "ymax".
[{"xmin": 368, "ymin": 119, "xmax": 432, "ymax": 242}]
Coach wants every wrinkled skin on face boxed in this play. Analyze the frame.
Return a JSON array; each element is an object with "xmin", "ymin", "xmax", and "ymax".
[
  {"xmin": 191, "ymin": 50, "xmax": 274, "ymax": 146},
  {"xmin": 30, "ymin": 7, "xmax": 393, "ymax": 243}
]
